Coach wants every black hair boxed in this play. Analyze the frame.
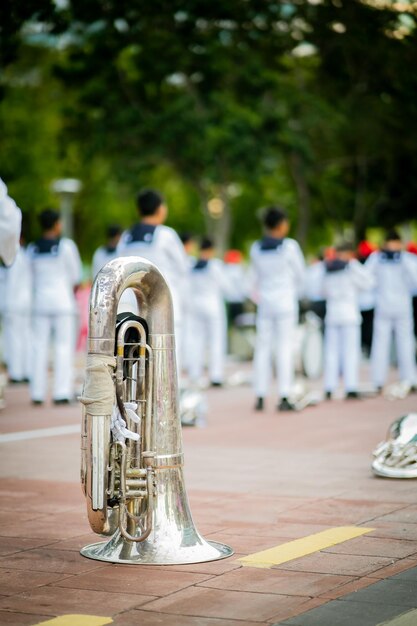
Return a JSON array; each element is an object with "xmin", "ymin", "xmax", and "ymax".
[
  {"xmin": 136, "ymin": 189, "xmax": 163, "ymax": 216},
  {"xmin": 200, "ymin": 237, "xmax": 214, "ymax": 250},
  {"xmin": 107, "ymin": 224, "xmax": 122, "ymax": 239},
  {"xmin": 39, "ymin": 209, "xmax": 60, "ymax": 231},
  {"xmin": 385, "ymin": 229, "xmax": 401, "ymax": 243},
  {"xmin": 262, "ymin": 206, "xmax": 288, "ymax": 230},
  {"xmin": 179, "ymin": 231, "xmax": 193, "ymax": 245}
]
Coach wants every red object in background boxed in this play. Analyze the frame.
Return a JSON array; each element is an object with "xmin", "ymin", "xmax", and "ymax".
[
  {"xmin": 224, "ymin": 249, "xmax": 243, "ymax": 264},
  {"xmin": 324, "ymin": 246, "xmax": 336, "ymax": 260},
  {"xmin": 406, "ymin": 242, "xmax": 417, "ymax": 255},
  {"xmin": 357, "ymin": 240, "xmax": 377, "ymax": 259},
  {"xmin": 75, "ymin": 283, "xmax": 91, "ymax": 352}
]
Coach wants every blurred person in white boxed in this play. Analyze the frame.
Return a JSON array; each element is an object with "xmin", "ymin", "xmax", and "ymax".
[
  {"xmin": 4, "ymin": 232, "xmax": 32, "ymax": 384},
  {"xmin": 0, "ymin": 178, "xmax": 22, "ymax": 267},
  {"xmin": 250, "ymin": 206, "xmax": 305, "ymax": 412},
  {"xmin": 179, "ymin": 232, "xmax": 196, "ymax": 376},
  {"xmin": 116, "ymin": 189, "xmax": 189, "ymax": 368},
  {"xmin": 91, "ymin": 224, "xmax": 122, "ymax": 278},
  {"xmin": 318, "ymin": 242, "xmax": 375, "ymax": 399},
  {"xmin": 0, "ymin": 178, "xmax": 22, "ymax": 408},
  {"xmin": 366, "ymin": 230, "xmax": 417, "ymax": 392},
  {"xmin": 187, "ymin": 238, "xmax": 231, "ymax": 386},
  {"xmin": 27, "ymin": 209, "xmax": 82, "ymax": 405}
]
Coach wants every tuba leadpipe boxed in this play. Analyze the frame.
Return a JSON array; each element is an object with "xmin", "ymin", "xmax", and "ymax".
[{"xmin": 79, "ymin": 257, "xmax": 233, "ymax": 564}]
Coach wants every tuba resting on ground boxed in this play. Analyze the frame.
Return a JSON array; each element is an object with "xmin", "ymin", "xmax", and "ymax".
[
  {"xmin": 372, "ymin": 413, "xmax": 417, "ymax": 478},
  {"xmin": 80, "ymin": 257, "xmax": 233, "ymax": 564}
]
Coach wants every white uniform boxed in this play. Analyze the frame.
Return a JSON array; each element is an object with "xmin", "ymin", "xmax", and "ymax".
[
  {"xmin": 250, "ymin": 236, "xmax": 305, "ymax": 399},
  {"xmin": 304, "ymin": 262, "xmax": 325, "ymax": 303},
  {"xmin": 27, "ymin": 237, "xmax": 82, "ymax": 402},
  {"xmin": 116, "ymin": 223, "xmax": 189, "ymax": 364},
  {"xmin": 319, "ymin": 259, "xmax": 374, "ymax": 393},
  {"xmin": 3, "ymin": 247, "xmax": 32, "ymax": 381},
  {"xmin": 187, "ymin": 258, "xmax": 229, "ymax": 384},
  {"xmin": 0, "ymin": 178, "xmax": 22, "ymax": 267},
  {"xmin": 366, "ymin": 250, "xmax": 417, "ymax": 387},
  {"xmin": 92, "ymin": 245, "xmax": 118, "ymax": 279}
]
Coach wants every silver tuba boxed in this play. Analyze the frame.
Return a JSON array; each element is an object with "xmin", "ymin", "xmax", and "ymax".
[
  {"xmin": 80, "ymin": 257, "xmax": 233, "ymax": 564},
  {"xmin": 372, "ymin": 413, "xmax": 417, "ymax": 478}
]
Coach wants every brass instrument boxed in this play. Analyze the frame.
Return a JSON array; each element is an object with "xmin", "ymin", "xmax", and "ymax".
[
  {"xmin": 80, "ymin": 257, "xmax": 233, "ymax": 564},
  {"xmin": 372, "ymin": 413, "xmax": 417, "ymax": 478}
]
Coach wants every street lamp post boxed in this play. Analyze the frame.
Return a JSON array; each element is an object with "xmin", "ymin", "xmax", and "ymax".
[{"xmin": 51, "ymin": 178, "xmax": 82, "ymax": 239}]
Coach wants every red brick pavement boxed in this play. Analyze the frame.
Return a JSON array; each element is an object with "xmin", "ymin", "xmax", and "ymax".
[{"xmin": 0, "ymin": 376, "xmax": 417, "ymax": 625}]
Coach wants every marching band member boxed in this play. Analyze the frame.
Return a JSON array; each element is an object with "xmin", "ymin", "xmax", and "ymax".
[
  {"xmin": 366, "ymin": 230, "xmax": 417, "ymax": 391},
  {"xmin": 3, "ymin": 239, "xmax": 32, "ymax": 383},
  {"xmin": 187, "ymin": 238, "xmax": 230, "ymax": 386},
  {"xmin": 91, "ymin": 224, "xmax": 122, "ymax": 278},
  {"xmin": 319, "ymin": 242, "xmax": 375, "ymax": 399},
  {"xmin": 116, "ymin": 189, "xmax": 189, "ymax": 367},
  {"xmin": 0, "ymin": 178, "xmax": 22, "ymax": 267},
  {"xmin": 250, "ymin": 206, "xmax": 305, "ymax": 411},
  {"xmin": 27, "ymin": 209, "xmax": 82, "ymax": 405}
]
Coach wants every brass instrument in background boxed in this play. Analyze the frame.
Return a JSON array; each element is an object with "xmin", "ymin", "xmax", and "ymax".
[
  {"xmin": 372, "ymin": 413, "xmax": 417, "ymax": 479},
  {"xmin": 80, "ymin": 257, "xmax": 233, "ymax": 564}
]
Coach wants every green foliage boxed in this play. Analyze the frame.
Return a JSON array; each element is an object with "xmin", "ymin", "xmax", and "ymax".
[{"xmin": 1, "ymin": 0, "xmax": 416, "ymax": 259}]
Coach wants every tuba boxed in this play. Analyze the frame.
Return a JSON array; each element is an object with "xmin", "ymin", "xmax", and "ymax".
[
  {"xmin": 80, "ymin": 257, "xmax": 233, "ymax": 564},
  {"xmin": 372, "ymin": 413, "xmax": 417, "ymax": 478}
]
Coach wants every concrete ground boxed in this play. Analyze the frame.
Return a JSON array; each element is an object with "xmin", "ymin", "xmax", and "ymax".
[{"xmin": 1, "ymin": 364, "xmax": 417, "ymax": 626}]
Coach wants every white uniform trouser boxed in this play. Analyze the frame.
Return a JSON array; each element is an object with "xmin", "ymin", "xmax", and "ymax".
[
  {"xmin": 371, "ymin": 313, "xmax": 416, "ymax": 387},
  {"xmin": 4, "ymin": 313, "xmax": 31, "ymax": 380},
  {"xmin": 188, "ymin": 309, "xmax": 227, "ymax": 383},
  {"xmin": 253, "ymin": 312, "xmax": 296, "ymax": 398},
  {"xmin": 324, "ymin": 324, "xmax": 360, "ymax": 393},
  {"xmin": 30, "ymin": 313, "xmax": 76, "ymax": 401}
]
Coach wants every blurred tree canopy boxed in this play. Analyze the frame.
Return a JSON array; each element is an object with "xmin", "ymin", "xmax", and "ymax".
[{"xmin": 1, "ymin": 0, "xmax": 416, "ymax": 260}]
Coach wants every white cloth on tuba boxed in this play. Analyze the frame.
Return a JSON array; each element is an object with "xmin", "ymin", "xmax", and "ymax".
[{"xmin": 79, "ymin": 355, "xmax": 116, "ymax": 415}]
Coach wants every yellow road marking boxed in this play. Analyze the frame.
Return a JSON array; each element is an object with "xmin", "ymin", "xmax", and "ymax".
[
  {"xmin": 34, "ymin": 616, "xmax": 113, "ymax": 626},
  {"xmin": 239, "ymin": 526, "xmax": 375, "ymax": 569}
]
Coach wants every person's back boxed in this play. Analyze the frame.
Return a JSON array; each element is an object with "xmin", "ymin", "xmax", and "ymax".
[
  {"xmin": 4, "ymin": 245, "xmax": 32, "ymax": 383},
  {"xmin": 366, "ymin": 230, "xmax": 417, "ymax": 390},
  {"xmin": 116, "ymin": 190, "xmax": 188, "ymax": 309},
  {"xmin": 190, "ymin": 258, "xmax": 228, "ymax": 315},
  {"xmin": 0, "ymin": 178, "xmax": 21, "ymax": 267},
  {"xmin": 250, "ymin": 236, "xmax": 304, "ymax": 316},
  {"xmin": 250, "ymin": 206, "xmax": 305, "ymax": 412},
  {"xmin": 116, "ymin": 189, "xmax": 188, "ymax": 368},
  {"xmin": 187, "ymin": 239, "xmax": 228, "ymax": 385},
  {"xmin": 28, "ymin": 209, "xmax": 82, "ymax": 405},
  {"xmin": 92, "ymin": 224, "xmax": 122, "ymax": 278},
  {"xmin": 366, "ymin": 248, "xmax": 417, "ymax": 318},
  {"xmin": 324, "ymin": 258, "xmax": 373, "ymax": 326},
  {"xmin": 28, "ymin": 236, "xmax": 80, "ymax": 313}
]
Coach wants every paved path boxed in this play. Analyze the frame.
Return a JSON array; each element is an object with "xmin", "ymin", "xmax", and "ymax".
[{"xmin": 0, "ymin": 370, "xmax": 417, "ymax": 626}]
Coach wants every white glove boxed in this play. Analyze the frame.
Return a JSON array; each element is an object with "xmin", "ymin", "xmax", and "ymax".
[{"xmin": 111, "ymin": 401, "xmax": 140, "ymax": 443}]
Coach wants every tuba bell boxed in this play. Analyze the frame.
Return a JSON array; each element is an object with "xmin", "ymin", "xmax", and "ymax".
[
  {"xmin": 372, "ymin": 413, "xmax": 417, "ymax": 478},
  {"xmin": 79, "ymin": 257, "xmax": 233, "ymax": 564}
]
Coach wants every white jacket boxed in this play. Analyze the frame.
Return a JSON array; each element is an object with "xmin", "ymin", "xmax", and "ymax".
[
  {"xmin": 249, "ymin": 237, "xmax": 305, "ymax": 316},
  {"xmin": 0, "ymin": 178, "xmax": 22, "ymax": 267},
  {"xmin": 27, "ymin": 237, "xmax": 82, "ymax": 314},
  {"xmin": 320, "ymin": 259, "xmax": 375, "ymax": 326},
  {"xmin": 92, "ymin": 245, "xmax": 118, "ymax": 279},
  {"xmin": 189, "ymin": 258, "xmax": 230, "ymax": 317},
  {"xmin": 117, "ymin": 223, "xmax": 189, "ymax": 318},
  {"xmin": 4, "ymin": 246, "xmax": 32, "ymax": 314},
  {"xmin": 366, "ymin": 250, "xmax": 417, "ymax": 318}
]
